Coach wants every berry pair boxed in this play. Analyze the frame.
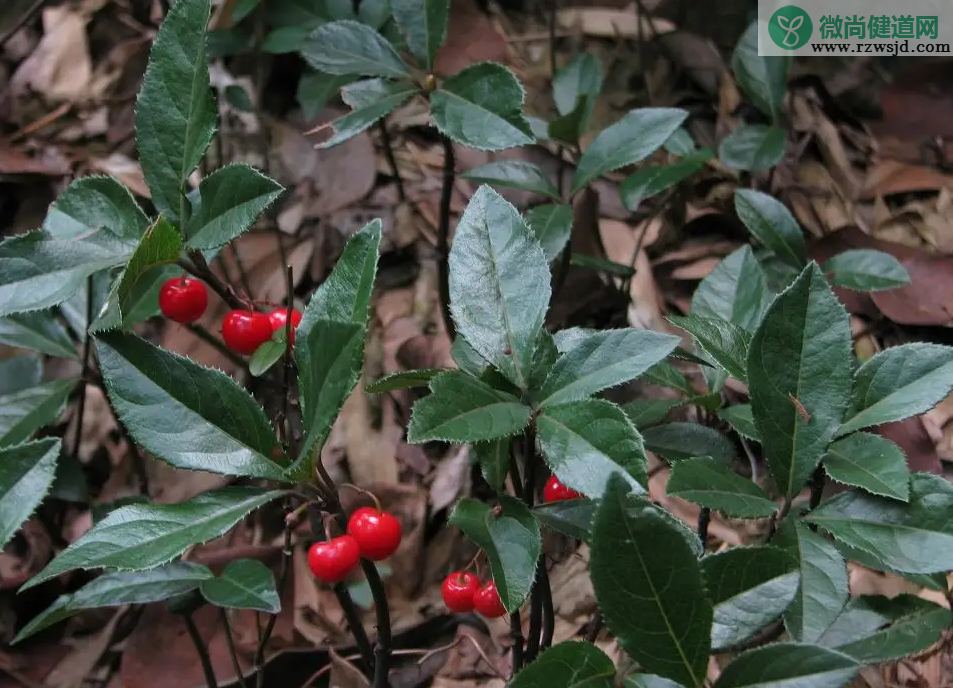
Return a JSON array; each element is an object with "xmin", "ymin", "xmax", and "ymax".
[
  {"xmin": 221, "ymin": 308, "xmax": 301, "ymax": 355},
  {"xmin": 543, "ymin": 475, "xmax": 583, "ymax": 503},
  {"xmin": 157, "ymin": 277, "xmax": 303, "ymax": 355},
  {"xmin": 441, "ymin": 572, "xmax": 506, "ymax": 618},
  {"xmin": 307, "ymin": 508, "xmax": 403, "ymax": 584}
]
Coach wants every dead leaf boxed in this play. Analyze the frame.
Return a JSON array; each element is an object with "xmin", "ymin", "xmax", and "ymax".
[
  {"xmin": 44, "ymin": 609, "xmax": 122, "ymax": 688},
  {"xmin": 863, "ymin": 159, "xmax": 953, "ymax": 198},
  {"xmin": 88, "ymin": 153, "xmax": 149, "ymax": 198},
  {"xmin": 434, "ymin": 0, "xmax": 507, "ymax": 76},
  {"xmin": 0, "ymin": 145, "xmax": 69, "ymax": 175},
  {"xmin": 328, "ymin": 648, "xmax": 371, "ymax": 688},
  {"xmin": 557, "ymin": 4, "xmax": 675, "ymax": 38},
  {"xmin": 429, "ymin": 445, "xmax": 470, "ymax": 513}
]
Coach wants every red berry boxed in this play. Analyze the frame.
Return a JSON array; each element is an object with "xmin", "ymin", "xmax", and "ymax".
[
  {"xmin": 442, "ymin": 571, "xmax": 481, "ymax": 612},
  {"xmin": 158, "ymin": 277, "xmax": 208, "ymax": 323},
  {"xmin": 222, "ymin": 310, "xmax": 273, "ymax": 355},
  {"xmin": 267, "ymin": 308, "xmax": 303, "ymax": 345},
  {"xmin": 543, "ymin": 475, "xmax": 584, "ymax": 503},
  {"xmin": 473, "ymin": 581, "xmax": 507, "ymax": 618},
  {"xmin": 308, "ymin": 535, "xmax": 360, "ymax": 583},
  {"xmin": 346, "ymin": 507, "xmax": 402, "ymax": 561}
]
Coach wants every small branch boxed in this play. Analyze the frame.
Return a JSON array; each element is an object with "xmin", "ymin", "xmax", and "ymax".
[
  {"xmin": 437, "ymin": 134, "xmax": 456, "ymax": 341},
  {"xmin": 539, "ymin": 565, "xmax": 554, "ymax": 651},
  {"xmin": 525, "ymin": 558, "xmax": 543, "ymax": 663},
  {"xmin": 333, "ymin": 583, "xmax": 375, "ymax": 673},
  {"xmin": 254, "ymin": 524, "xmax": 292, "ymax": 688},
  {"xmin": 378, "ymin": 118, "xmax": 406, "ymax": 202},
  {"xmin": 220, "ymin": 608, "xmax": 249, "ymax": 688},
  {"xmin": 0, "ymin": 0, "xmax": 45, "ymax": 48},
  {"xmin": 70, "ymin": 276, "xmax": 95, "ymax": 463},
  {"xmin": 697, "ymin": 507, "xmax": 711, "ymax": 549},
  {"xmin": 548, "ymin": 0, "xmax": 567, "ymax": 201},
  {"xmin": 185, "ymin": 613, "xmax": 219, "ymax": 688},
  {"xmin": 280, "ymin": 264, "xmax": 295, "ymax": 455},
  {"xmin": 765, "ymin": 496, "xmax": 792, "ymax": 543},
  {"xmin": 809, "ymin": 464, "xmax": 825, "ymax": 511},
  {"xmin": 509, "ymin": 613, "xmax": 525, "ymax": 674},
  {"xmin": 185, "ymin": 323, "xmax": 245, "ymax": 368},
  {"xmin": 178, "ymin": 252, "xmax": 249, "ymax": 311},
  {"xmin": 361, "ymin": 560, "xmax": 393, "ymax": 688},
  {"xmin": 228, "ymin": 243, "xmax": 255, "ymax": 303}
]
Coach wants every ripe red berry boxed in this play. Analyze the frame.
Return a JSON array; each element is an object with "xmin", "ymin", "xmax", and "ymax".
[
  {"xmin": 267, "ymin": 308, "xmax": 303, "ymax": 345},
  {"xmin": 442, "ymin": 571, "xmax": 481, "ymax": 612},
  {"xmin": 543, "ymin": 475, "xmax": 584, "ymax": 503},
  {"xmin": 222, "ymin": 310, "xmax": 273, "ymax": 355},
  {"xmin": 308, "ymin": 535, "xmax": 360, "ymax": 583},
  {"xmin": 158, "ymin": 277, "xmax": 208, "ymax": 323},
  {"xmin": 473, "ymin": 581, "xmax": 507, "ymax": 618},
  {"xmin": 346, "ymin": 507, "xmax": 402, "ymax": 561}
]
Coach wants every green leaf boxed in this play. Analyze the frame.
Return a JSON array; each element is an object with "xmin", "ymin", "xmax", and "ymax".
[
  {"xmin": 97, "ymin": 217, "xmax": 183, "ymax": 330},
  {"xmin": 41, "ymin": 175, "xmax": 150, "ymax": 241},
  {"xmin": 569, "ymin": 253, "xmax": 634, "ymax": 277},
  {"xmin": 297, "ymin": 71, "xmax": 359, "ymax": 120},
  {"xmin": 539, "ymin": 328, "xmax": 679, "ymax": 407},
  {"xmin": 389, "ymin": 0, "xmax": 449, "ymax": 70},
  {"xmin": 316, "ymin": 79, "xmax": 418, "ymax": 149},
  {"xmin": 527, "ymin": 329, "xmax": 559, "ymax": 392},
  {"xmin": 23, "ymin": 487, "xmax": 286, "ymax": 591},
  {"xmin": 448, "ymin": 186, "xmax": 549, "ymax": 389},
  {"xmin": 248, "ymin": 329, "xmax": 287, "ymax": 378},
  {"xmin": 717, "ymin": 404, "xmax": 760, "ymax": 441},
  {"xmin": 591, "ymin": 475, "xmax": 712, "ymax": 688},
  {"xmin": 431, "ymin": 62, "xmax": 535, "ymax": 151},
  {"xmin": 663, "ymin": 128, "xmax": 697, "ymax": 156},
  {"xmin": 621, "ymin": 152, "xmax": 712, "ymax": 212},
  {"xmin": 838, "ymin": 343, "xmax": 953, "ymax": 436},
  {"xmin": 621, "ymin": 399, "xmax": 680, "ymax": 429},
  {"xmin": 295, "ymin": 220, "xmax": 381, "ymax": 466},
  {"xmin": 136, "ymin": 0, "xmax": 216, "ymax": 223},
  {"xmin": 365, "ymin": 368, "xmax": 442, "ymax": 393},
  {"xmin": 0, "ymin": 438, "xmax": 60, "ymax": 549},
  {"xmin": 451, "ymin": 336, "xmax": 489, "ymax": 377},
  {"xmin": 448, "ymin": 495, "xmax": 540, "ymax": 612},
  {"xmin": 713, "ymin": 643, "xmax": 857, "ymax": 688},
  {"xmin": 641, "ymin": 423, "xmax": 737, "ymax": 465},
  {"xmin": 747, "ymin": 262, "xmax": 852, "ymax": 499},
  {"xmin": 407, "ymin": 371, "xmax": 531, "ymax": 443},
  {"xmin": 185, "ymin": 164, "xmax": 283, "ymax": 249},
  {"xmin": 822, "ymin": 249, "xmax": 910, "ymax": 292},
  {"xmin": 642, "ymin": 360, "xmax": 694, "ymax": 395},
  {"xmin": 734, "ymin": 190, "xmax": 805, "ymax": 269},
  {"xmin": 703, "ymin": 546, "xmax": 799, "ymax": 650},
  {"xmin": 0, "ymin": 230, "xmax": 133, "ymax": 317},
  {"xmin": 359, "ymin": 0, "xmax": 391, "ymax": 28},
  {"xmin": 692, "ymin": 245, "xmax": 771, "ymax": 334},
  {"xmin": 525, "ymin": 204, "xmax": 572, "ymax": 263},
  {"xmin": 0, "ymin": 354, "xmax": 41, "ymax": 394},
  {"xmin": 823, "ymin": 433, "xmax": 909, "ymax": 501},
  {"xmin": 804, "ymin": 472, "xmax": 953, "ymax": 574},
  {"xmin": 667, "ymin": 459, "xmax": 776, "ymax": 519},
  {"xmin": 730, "ymin": 22, "xmax": 790, "ymax": 122},
  {"xmin": 773, "ymin": 519, "xmax": 849, "ymax": 643},
  {"xmin": 472, "ymin": 439, "xmax": 509, "ymax": 492},
  {"xmin": 571, "ymin": 107, "xmax": 688, "ymax": 194},
  {"xmin": 668, "ymin": 315, "xmax": 750, "ymax": 382},
  {"xmin": 816, "ymin": 594, "xmax": 951, "ymax": 663},
  {"xmin": 95, "ymin": 331, "xmax": 286, "ymax": 479},
  {"xmin": 533, "ymin": 499, "xmax": 596, "ymax": 541},
  {"xmin": 537, "ymin": 399, "xmax": 648, "ymax": 499},
  {"xmin": 13, "ymin": 562, "xmax": 213, "ymax": 643},
  {"xmin": 718, "ymin": 125, "xmax": 785, "ymax": 171},
  {"xmin": 200, "ymin": 558, "xmax": 279, "ymax": 613},
  {"xmin": 300, "ymin": 20, "xmax": 409, "ymax": 78},
  {"xmin": 508, "ymin": 641, "xmax": 614, "ymax": 688},
  {"xmin": 461, "ymin": 161, "xmax": 560, "ymax": 201},
  {"xmin": 553, "ymin": 53, "xmax": 602, "ymax": 118},
  {"xmin": 0, "ymin": 380, "xmax": 74, "ymax": 448},
  {"xmin": 0, "ymin": 311, "xmax": 77, "ymax": 359}
]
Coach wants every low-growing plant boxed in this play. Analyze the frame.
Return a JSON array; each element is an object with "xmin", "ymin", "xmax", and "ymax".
[{"xmin": 2, "ymin": 2, "xmax": 953, "ymax": 688}]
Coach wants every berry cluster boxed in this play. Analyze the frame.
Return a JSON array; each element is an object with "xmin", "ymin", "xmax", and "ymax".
[
  {"xmin": 307, "ymin": 508, "xmax": 403, "ymax": 583},
  {"xmin": 438, "ymin": 476, "xmax": 583, "ymax": 619},
  {"xmin": 158, "ymin": 277, "xmax": 302, "ymax": 355}
]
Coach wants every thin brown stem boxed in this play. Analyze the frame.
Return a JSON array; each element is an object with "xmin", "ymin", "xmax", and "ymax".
[
  {"xmin": 185, "ymin": 323, "xmax": 245, "ymax": 368},
  {"xmin": 70, "ymin": 276, "xmax": 95, "ymax": 463},
  {"xmin": 178, "ymin": 254, "xmax": 248, "ymax": 311},
  {"xmin": 509, "ymin": 613, "xmax": 525, "ymax": 674},
  {"xmin": 378, "ymin": 117, "xmax": 406, "ymax": 202},
  {"xmin": 437, "ymin": 134, "xmax": 456, "ymax": 341},
  {"xmin": 185, "ymin": 614, "xmax": 219, "ymax": 688},
  {"xmin": 280, "ymin": 264, "xmax": 295, "ymax": 455},
  {"xmin": 228, "ymin": 243, "xmax": 255, "ymax": 302},
  {"xmin": 219, "ymin": 607, "xmax": 249, "ymax": 688},
  {"xmin": 697, "ymin": 507, "xmax": 711, "ymax": 549},
  {"xmin": 254, "ymin": 525, "xmax": 292, "ymax": 688}
]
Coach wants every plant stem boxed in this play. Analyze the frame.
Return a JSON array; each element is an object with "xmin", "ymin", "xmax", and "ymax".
[
  {"xmin": 548, "ymin": 0, "xmax": 567, "ymax": 201},
  {"xmin": 525, "ymin": 559, "xmax": 543, "ymax": 663},
  {"xmin": 437, "ymin": 134, "xmax": 456, "ymax": 341},
  {"xmin": 539, "ymin": 565, "xmax": 554, "ymax": 650},
  {"xmin": 280, "ymin": 265, "xmax": 295, "ymax": 455},
  {"xmin": 185, "ymin": 613, "xmax": 219, "ymax": 688},
  {"xmin": 254, "ymin": 525, "xmax": 292, "ymax": 688},
  {"xmin": 362, "ymin": 560, "xmax": 393, "ymax": 688},
  {"xmin": 228, "ymin": 243, "xmax": 255, "ymax": 303},
  {"xmin": 178, "ymin": 254, "xmax": 248, "ymax": 311},
  {"xmin": 185, "ymin": 323, "xmax": 245, "ymax": 368},
  {"xmin": 808, "ymin": 464, "xmax": 825, "ymax": 510},
  {"xmin": 71, "ymin": 276, "xmax": 95, "ymax": 463},
  {"xmin": 509, "ymin": 613, "xmax": 525, "ymax": 674},
  {"xmin": 219, "ymin": 608, "xmax": 249, "ymax": 688},
  {"xmin": 584, "ymin": 610, "xmax": 603, "ymax": 643},
  {"xmin": 697, "ymin": 507, "xmax": 711, "ymax": 549},
  {"xmin": 333, "ymin": 583, "xmax": 375, "ymax": 673},
  {"xmin": 378, "ymin": 117, "xmax": 406, "ymax": 202}
]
